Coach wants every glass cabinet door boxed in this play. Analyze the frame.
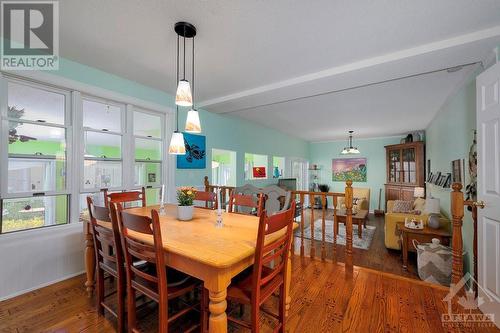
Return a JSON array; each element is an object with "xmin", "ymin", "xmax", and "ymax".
[
  {"xmin": 402, "ymin": 147, "xmax": 416, "ymax": 183},
  {"xmin": 388, "ymin": 149, "xmax": 401, "ymax": 183}
]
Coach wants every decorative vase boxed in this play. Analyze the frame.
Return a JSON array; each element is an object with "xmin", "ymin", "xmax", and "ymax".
[
  {"xmin": 428, "ymin": 214, "xmax": 440, "ymax": 229},
  {"xmin": 177, "ymin": 205, "xmax": 194, "ymax": 221}
]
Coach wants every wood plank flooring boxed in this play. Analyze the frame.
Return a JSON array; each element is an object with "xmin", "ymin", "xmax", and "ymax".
[
  {"xmin": 1, "ymin": 256, "xmax": 497, "ymax": 333},
  {"xmin": 294, "ymin": 210, "xmax": 419, "ymax": 279}
]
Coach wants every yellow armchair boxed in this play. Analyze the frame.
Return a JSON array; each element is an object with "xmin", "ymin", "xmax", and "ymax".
[{"xmin": 384, "ymin": 200, "xmax": 450, "ymax": 250}]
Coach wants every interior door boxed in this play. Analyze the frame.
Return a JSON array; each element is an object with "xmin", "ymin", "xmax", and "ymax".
[{"xmin": 476, "ymin": 61, "xmax": 500, "ymax": 328}]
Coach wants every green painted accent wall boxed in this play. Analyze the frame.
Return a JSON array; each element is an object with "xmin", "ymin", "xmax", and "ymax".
[
  {"xmin": 425, "ymin": 71, "xmax": 479, "ymax": 276},
  {"xmin": 43, "ymin": 58, "xmax": 309, "ymax": 188},
  {"xmin": 309, "ymin": 136, "xmax": 401, "ymax": 210}
]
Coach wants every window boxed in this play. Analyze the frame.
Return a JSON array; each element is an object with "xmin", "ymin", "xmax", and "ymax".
[
  {"xmin": 244, "ymin": 153, "xmax": 268, "ymax": 180},
  {"xmin": 212, "ymin": 149, "xmax": 236, "ymax": 186},
  {"xmin": 82, "ymin": 97, "xmax": 124, "ymax": 190},
  {"xmin": 0, "ymin": 75, "xmax": 170, "ymax": 234},
  {"xmin": 1, "ymin": 79, "xmax": 71, "ymax": 233},
  {"xmin": 133, "ymin": 109, "xmax": 164, "ymax": 194},
  {"xmin": 272, "ymin": 156, "xmax": 285, "ymax": 179}
]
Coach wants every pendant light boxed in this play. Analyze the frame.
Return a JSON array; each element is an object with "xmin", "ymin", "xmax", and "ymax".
[
  {"xmin": 175, "ymin": 22, "xmax": 195, "ymax": 107},
  {"xmin": 340, "ymin": 130, "xmax": 360, "ymax": 155},
  {"xmin": 169, "ymin": 23, "xmax": 195, "ymax": 155},
  {"xmin": 185, "ymin": 25, "xmax": 201, "ymax": 133}
]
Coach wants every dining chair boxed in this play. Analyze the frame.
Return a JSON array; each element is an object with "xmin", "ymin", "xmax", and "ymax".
[
  {"xmin": 87, "ymin": 197, "xmax": 126, "ymax": 333},
  {"xmin": 194, "ymin": 190, "xmax": 218, "ymax": 210},
  {"xmin": 228, "ymin": 193, "xmax": 265, "ymax": 217},
  {"xmin": 104, "ymin": 187, "xmax": 146, "ymax": 209},
  {"xmin": 226, "ymin": 201, "xmax": 296, "ymax": 333},
  {"xmin": 115, "ymin": 203, "xmax": 203, "ymax": 332}
]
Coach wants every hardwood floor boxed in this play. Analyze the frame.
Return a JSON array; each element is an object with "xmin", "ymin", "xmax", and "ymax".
[
  {"xmin": 1, "ymin": 257, "xmax": 497, "ymax": 333},
  {"xmin": 294, "ymin": 210, "xmax": 420, "ymax": 279}
]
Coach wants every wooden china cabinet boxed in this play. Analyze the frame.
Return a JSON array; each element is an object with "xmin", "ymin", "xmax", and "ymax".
[{"xmin": 385, "ymin": 141, "xmax": 425, "ymax": 208}]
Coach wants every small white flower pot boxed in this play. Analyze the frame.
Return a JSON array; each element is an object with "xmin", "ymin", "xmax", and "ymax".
[{"xmin": 177, "ymin": 205, "xmax": 194, "ymax": 221}]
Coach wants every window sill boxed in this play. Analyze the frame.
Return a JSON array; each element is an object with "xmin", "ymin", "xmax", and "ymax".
[{"xmin": 0, "ymin": 222, "xmax": 82, "ymax": 242}]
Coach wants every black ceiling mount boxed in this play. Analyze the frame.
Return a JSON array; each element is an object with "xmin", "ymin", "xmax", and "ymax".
[{"xmin": 175, "ymin": 22, "xmax": 196, "ymax": 38}]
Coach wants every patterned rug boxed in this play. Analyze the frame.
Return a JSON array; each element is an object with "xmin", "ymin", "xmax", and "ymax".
[{"xmin": 298, "ymin": 219, "xmax": 376, "ymax": 250}]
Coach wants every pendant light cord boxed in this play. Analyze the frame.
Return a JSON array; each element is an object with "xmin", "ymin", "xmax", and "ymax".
[
  {"xmin": 183, "ymin": 31, "xmax": 186, "ymax": 80},
  {"xmin": 176, "ymin": 34, "xmax": 180, "ymax": 131},
  {"xmin": 192, "ymin": 37, "xmax": 195, "ymax": 107}
]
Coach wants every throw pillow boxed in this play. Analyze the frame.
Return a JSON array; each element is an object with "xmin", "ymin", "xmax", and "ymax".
[{"xmin": 392, "ymin": 200, "xmax": 414, "ymax": 213}]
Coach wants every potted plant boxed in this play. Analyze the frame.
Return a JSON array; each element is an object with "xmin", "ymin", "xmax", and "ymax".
[
  {"xmin": 318, "ymin": 184, "xmax": 330, "ymax": 209},
  {"xmin": 176, "ymin": 186, "xmax": 197, "ymax": 221}
]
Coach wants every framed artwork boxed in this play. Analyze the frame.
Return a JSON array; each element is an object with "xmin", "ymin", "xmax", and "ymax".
[
  {"xmin": 332, "ymin": 158, "xmax": 367, "ymax": 182},
  {"xmin": 432, "ymin": 171, "xmax": 441, "ymax": 185},
  {"xmin": 252, "ymin": 167, "xmax": 266, "ymax": 178},
  {"xmin": 177, "ymin": 133, "xmax": 206, "ymax": 169},
  {"xmin": 443, "ymin": 173, "xmax": 452, "ymax": 188},
  {"xmin": 148, "ymin": 173, "xmax": 156, "ymax": 182},
  {"xmin": 427, "ymin": 171, "xmax": 434, "ymax": 183}
]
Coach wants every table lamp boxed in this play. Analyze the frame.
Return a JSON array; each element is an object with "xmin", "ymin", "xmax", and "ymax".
[{"xmin": 424, "ymin": 197, "xmax": 441, "ymax": 229}]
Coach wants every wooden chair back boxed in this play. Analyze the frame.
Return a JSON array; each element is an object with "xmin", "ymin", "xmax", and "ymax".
[
  {"xmin": 87, "ymin": 196, "xmax": 124, "ymax": 276},
  {"xmin": 252, "ymin": 201, "xmax": 296, "ymax": 303},
  {"xmin": 228, "ymin": 193, "xmax": 264, "ymax": 216},
  {"xmin": 104, "ymin": 187, "xmax": 146, "ymax": 208},
  {"xmin": 194, "ymin": 190, "xmax": 218, "ymax": 210},
  {"xmin": 116, "ymin": 203, "xmax": 166, "ymax": 291}
]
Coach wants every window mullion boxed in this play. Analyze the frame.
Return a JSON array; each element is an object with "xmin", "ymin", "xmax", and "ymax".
[
  {"xmin": 0, "ymin": 74, "xmax": 9, "ymax": 197},
  {"xmin": 123, "ymin": 104, "xmax": 134, "ymax": 190},
  {"xmin": 71, "ymin": 90, "xmax": 82, "ymax": 223}
]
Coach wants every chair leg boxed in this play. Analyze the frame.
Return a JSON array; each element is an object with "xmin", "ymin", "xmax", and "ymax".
[
  {"xmin": 116, "ymin": 277, "xmax": 125, "ymax": 333},
  {"xmin": 251, "ymin": 300, "xmax": 259, "ymax": 333},
  {"xmin": 159, "ymin": 301, "xmax": 168, "ymax": 333},
  {"xmin": 127, "ymin": 287, "xmax": 137, "ymax": 332},
  {"xmin": 96, "ymin": 268, "xmax": 105, "ymax": 315},
  {"xmin": 201, "ymin": 288, "xmax": 209, "ymax": 333},
  {"xmin": 279, "ymin": 284, "xmax": 286, "ymax": 333}
]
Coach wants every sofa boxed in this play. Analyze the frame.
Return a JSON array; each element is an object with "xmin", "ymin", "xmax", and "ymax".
[
  {"xmin": 384, "ymin": 198, "xmax": 450, "ymax": 250},
  {"xmin": 336, "ymin": 187, "xmax": 370, "ymax": 212}
]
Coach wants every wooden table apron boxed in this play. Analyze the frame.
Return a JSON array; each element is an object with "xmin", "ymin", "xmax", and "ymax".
[{"xmin": 82, "ymin": 204, "xmax": 297, "ymax": 333}]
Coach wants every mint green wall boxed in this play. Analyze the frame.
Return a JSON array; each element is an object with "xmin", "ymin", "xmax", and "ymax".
[
  {"xmin": 309, "ymin": 136, "xmax": 401, "ymax": 210},
  {"xmin": 425, "ymin": 72, "xmax": 479, "ymax": 276},
  {"xmin": 41, "ymin": 58, "xmax": 309, "ymax": 188}
]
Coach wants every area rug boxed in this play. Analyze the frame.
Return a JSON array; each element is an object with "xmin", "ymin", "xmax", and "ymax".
[{"xmin": 298, "ymin": 219, "xmax": 376, "ymax": 250}]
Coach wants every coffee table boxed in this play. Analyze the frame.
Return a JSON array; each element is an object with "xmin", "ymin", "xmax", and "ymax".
[{"xmin": 336, "ymin": 209, "xmax": 369, "ymax": 238}]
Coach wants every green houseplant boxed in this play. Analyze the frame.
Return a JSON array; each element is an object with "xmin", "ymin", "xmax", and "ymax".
[{"xmin": 176, "ymin": 187, "xmax": 197, "ymax": 221}]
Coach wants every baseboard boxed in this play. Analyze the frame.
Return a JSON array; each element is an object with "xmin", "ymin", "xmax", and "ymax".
[{"xmin": 0, "ymin": 270, "xmax": 85, "ymax": 302}]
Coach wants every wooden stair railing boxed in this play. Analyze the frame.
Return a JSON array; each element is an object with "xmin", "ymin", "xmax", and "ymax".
[
  {"xmin": 451, "ymin": 182, "xmax": 480, "ymax": 296},
  {"xmin": 203, "ymin": 176, "xmax": 355, "ymax": 264}
]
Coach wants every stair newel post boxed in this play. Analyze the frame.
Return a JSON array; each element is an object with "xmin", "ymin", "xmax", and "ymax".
[
  {"xmin": 333, "ymin": 194, "xmax": 338, "ymax": 262},
  {"xmin": 345, "ymin": 180, "xmax": 353, "ymax": 268},
  {"xmin": 321, "ymin": 193, "xmax": 327, "ymax": 261},
  {"xmin": 451, "ymin": 183, "xmax": 464, "ymax": 285},
  {"xmin": 300, "ymin": 193, "xmax": 305, "ymax": 258},
  {"xmin": 204, "ymin": 175, "xmax": 209, "ymax": 192}
]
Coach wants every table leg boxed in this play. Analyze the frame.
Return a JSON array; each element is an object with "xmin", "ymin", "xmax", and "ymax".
[
  {"xmin": 358, "ymin": 222, "xmax": 362, "ymax": 238},
  {"xmin": 402, "ymin": 232, "xmax": 408, "ymax": 271},
  {"xmin": 285, "ymin": 247, "xmax": 292, "ymax": 317},
  {"xmin": 84, "ymin": 229, "xmax": 95, "ymax": 297},
  {"xmin": 208, "ymin": 288, "xmax": 228, "ymax": 333}
]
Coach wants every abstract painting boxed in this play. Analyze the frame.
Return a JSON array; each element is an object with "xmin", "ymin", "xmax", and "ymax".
[
  {"xmin": 177, "ymin": 133, "xmax": 206, "ymax": 169},
  {"xmin": 332, "ymin": 158, "xmax": 367, "ymax": 182}
]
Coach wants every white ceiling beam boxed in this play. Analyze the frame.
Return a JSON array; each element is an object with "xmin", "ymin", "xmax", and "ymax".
[{"xmin": 198, "ymin": 25, "xmax": 500, "ymax": 110}]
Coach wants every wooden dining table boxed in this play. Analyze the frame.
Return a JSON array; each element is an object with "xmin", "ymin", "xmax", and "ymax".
[{"xmin": 82, "ymin": 204, "xmax": 297, "ymax": 333}]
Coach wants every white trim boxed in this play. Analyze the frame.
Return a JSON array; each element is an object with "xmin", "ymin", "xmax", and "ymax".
[
  {"xmin": 0, "ymin": 270, "xmax": 85, "ymax": 301},
  {"xmin": 1, "ymin": 71, "xmax": 173, "ymax": 115},
  {"xmin": 0, "ymin": 221, "xmax": 81, "ymax": 241}
]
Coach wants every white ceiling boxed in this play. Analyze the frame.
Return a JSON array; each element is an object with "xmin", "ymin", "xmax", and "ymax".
[{"xmin": 58, "ymin": 0, "xmax": 500, "ymax": 141}]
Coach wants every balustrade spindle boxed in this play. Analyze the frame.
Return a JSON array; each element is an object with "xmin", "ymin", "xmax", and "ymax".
[
  {"xmin": 321, "ymin": 194, "xmax": 327, "ymax": 260},
  {"xmin": 309, "ymin": 193, "xmax": 316, "ymax": 259},
  {"xmin": 300, "ymin": 193, "xmax": 305, "ymax": 257},
  {"xmin": 345, "ymin": 180, "xmax": 353, "ymax": 268}
]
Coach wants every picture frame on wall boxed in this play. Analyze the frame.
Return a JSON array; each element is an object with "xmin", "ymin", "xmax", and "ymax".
[
  {"xmin": 443, "ymin": 173, "xmax": 452, "ymax": 188},
  {"xmin": 432, "ymin": 171, "xmax": 441, "ymax": 185},
  {"xmin": 427, "ymin": 171, "xmax": 434, "ymax": 183}
]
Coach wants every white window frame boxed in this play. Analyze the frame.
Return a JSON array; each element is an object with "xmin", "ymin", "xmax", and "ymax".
[
  {"xmin": 0, "ymin": 71, "xmax": 175, "ymax": 233},
  {"xmin": 0, "ymin": 74, "xmax": 73, "ymax": 232}
]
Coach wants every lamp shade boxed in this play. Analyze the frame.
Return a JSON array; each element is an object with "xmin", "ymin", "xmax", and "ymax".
[
  {"xmin": 424, "ymin": 197, "xmax": 441, "ymax": 215},
  {"xmin": 413, "ymin": 187, "xmax": 425, "ymax": 198},
  {"xmin": 185, "ymin": 109, "xmax": 201, "ymax": 133},
  {"xmin": 168, "ymin": 132, "xmax": 186, "ymax": 155},
  {"xmin": 175, "ymin": 80, "xmax": 193, "ymax": 106}
]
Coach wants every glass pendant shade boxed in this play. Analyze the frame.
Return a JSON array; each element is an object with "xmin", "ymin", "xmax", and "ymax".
[
  {"xmin": 175, "ymin": 80, "xmax": 193, "ymax": 106},
  {"xmin": 168, "ymin": 131, "xmax": 186, "ymax": 155},
  {"xmin": 185, "ymin": 109, "xmax": 201, "ymax": 133},
  {"xmin": 340, "ymin": 131, "xmax": 360, "ymax": 155}
]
